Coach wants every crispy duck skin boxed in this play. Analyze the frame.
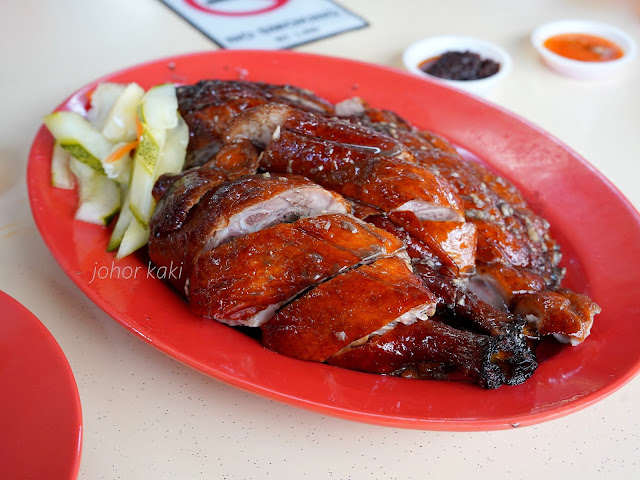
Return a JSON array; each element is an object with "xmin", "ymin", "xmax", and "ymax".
[
  {"xmin": 363, "ymin": 214, "xmax": 444, "ymax": 271},
  {"xmin": 223, "ymin": 104, "xmax": 497, "ymax": 275},
  {"xmin": 343, "ymin": 100, "xmax": 563, "ymax": 288},
  {"xmin": 513, "ymin": 289, "xmax": 601, "ymax": 345},
  {"xmin": 361, "ymin": 213, "xmax": 544, "ymax": 320},
  {"xmin": 178, "ymin": 81, "xmax": 335, "ymax": 118},
  {"xmin": 466, "ymin": 263, "xmax": 546, "ymax": 310},
  {"xmin": 413, "ymin": 263, "xmax": 517, "ymax": 336},
  {"xmin": 262, "ymin": 128, "xmax": 464, "ymax": 221},
  {"xmin": 422, "ymin": 149, "xmax": 562, "ymax": 287},
  {"xmin": 223, "ymin": 104, "xmax": 464, "ymax": 222},
  {"xmin": 150, "ymin": 168, "xmax": 229, "ymax": 233},
  {"xmin": 148, "ymin": 173, "xmax": 350, "ymax": 292},
  {"xmin": 177, "ymin": 81, "xmax": 335, "ymax": 160},
  {"xmin": 261, "ymin": 256, "xmax": 437, "ymax": 362},
  {"xmin": 153, "ymin": 138, "xmax": 260, "ymax": 201},
  {"xmin": 327, "ymin": 315, "xmax": 537, "ymax": 388},
  {"xmin": 189, "ymin": 214, "xmax": 405, "ymax": 327},
  {"xmin": 223, "ymin": 103, "xmax": 409, "ymax": 159},
  {"xmin": 206, "ymin": 138, "xmax": 260, "ymax": 177},
  {"xmin": 348, "ymin": 200, "xmax": 475, "ymax": 277},
  {"xmin": 388, "ymin": 211, "xmax": 477, "ymax": 275}
]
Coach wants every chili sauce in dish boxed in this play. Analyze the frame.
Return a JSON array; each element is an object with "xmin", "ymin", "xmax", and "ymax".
[{"xmin": 543, "ymin": 33, "xmax": 624, "ymax": 62}]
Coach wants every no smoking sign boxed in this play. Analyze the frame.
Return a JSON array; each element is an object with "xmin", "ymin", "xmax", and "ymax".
[
  {"xmin": 185, "ymin": 0, "xmax": 289, "ymax": 17},
  {"xmin": 160, "ymin": 0, "xmax": 367, "ymax": 49}
]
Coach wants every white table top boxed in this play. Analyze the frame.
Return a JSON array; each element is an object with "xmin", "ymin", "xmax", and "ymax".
[{"xmin": 1, "ymin": 1, "xmax": 639, "ymax": 478}]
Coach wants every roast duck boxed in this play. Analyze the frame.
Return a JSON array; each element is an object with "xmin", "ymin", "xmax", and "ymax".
[{"xmin": 148, "ymin": 80, "xmax": 600, "ymax": 388}]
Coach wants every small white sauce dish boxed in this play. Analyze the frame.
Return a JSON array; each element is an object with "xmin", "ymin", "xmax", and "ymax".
[
  {"xmin": 402, "ymin": 35, "xmax": 512, "ymax": 97},
  {"xmin": 531, "ymin": 19, "xmax": 637, "ymax": 80}
]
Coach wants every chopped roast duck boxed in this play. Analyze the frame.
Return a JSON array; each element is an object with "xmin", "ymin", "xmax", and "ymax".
[
  {"xmin": 145, "ymin": 80, "xmax": 600, "ymax": 388},
  {"xmin": 189, "ymin": 213, "xmax": 406, "ymax": 327},
  {"xmin": 149, "ymin": 173, "xmax": 349, "ymax": 292},
  {"xmin": 262, "ymin": 256, "xmax": 437, "ymax": 362}
]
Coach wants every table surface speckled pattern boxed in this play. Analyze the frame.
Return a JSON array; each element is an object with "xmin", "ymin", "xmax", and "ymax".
[{"xmin": 1, "ymin": 1, "xmax": 639, "ymax": 479}]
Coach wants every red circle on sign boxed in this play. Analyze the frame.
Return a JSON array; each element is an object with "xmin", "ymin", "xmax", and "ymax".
[{"xmin": 185, "ymin": 0, "xmax": 288, "ymax": 16}]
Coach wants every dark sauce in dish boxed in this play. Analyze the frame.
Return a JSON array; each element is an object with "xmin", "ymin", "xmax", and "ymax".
[{"xmin": 419, "ymin": 51, "xmax": 500, "ymax": 80}]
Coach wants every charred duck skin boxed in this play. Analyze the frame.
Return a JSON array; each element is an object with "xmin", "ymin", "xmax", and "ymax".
[{"xmin": 327, "ymin": 315, "xmax": 537, "ymax": 389}]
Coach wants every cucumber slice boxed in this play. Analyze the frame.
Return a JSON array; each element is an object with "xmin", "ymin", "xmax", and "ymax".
[
  {"xmin": 51, "ymin": 141, "xmax": 75, "ymax": 189},
  {"xmin": 107, "ymin": 184, "xmax": 133, "ymax": 252},
  {"xmin": 102, "ymin": 83, "xmax": 145, "ymax": 143},
  {"xmin": 117, "ymin": 216, "xmax": 149, "ymax": 260},
  {"xmin": 155, "ymin": 114, "xmax": 188, "ymax": 178},
  {"xmin": 86, "ymin": 83, "xmax": 126, "ymax": 130},
  {"xmin": 68, "ymin": 157, "xmax": 120, "ymax": 226},
  {"xmin": 139, "ymin": 84, "xmax": 178, "ymax": 130},
  {"xmin": 128, "ymin": 124, "xmax": 166, "ymax": 227},
  {"xmin": 44, "ymin": 111, "xmax": 111, "ymax": 172},
  {"xmin": 113, "ymin": 86, "xmax": 184, "ymax": 259}
]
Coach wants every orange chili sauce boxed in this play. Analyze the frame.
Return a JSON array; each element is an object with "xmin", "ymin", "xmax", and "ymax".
[{"xmin": 543, "ymin": 33, "xmax": 624, "ymax": 62}]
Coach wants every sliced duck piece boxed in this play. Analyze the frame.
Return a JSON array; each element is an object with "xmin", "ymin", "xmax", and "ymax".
[
  {"xmin": 413, "ymin": 263, "xmax": 517, "ymax": 336},
  {"xmin": 209, "ymin": 138, "xmax": 259, "ymax": 176},
  {"xmin": 223, "ymin": 104, "xmax": 480, "ymax": 275},
  {"xmin": 410, "ymin": 142, "xmax": 563, "ymax": 287},
  {"xmin": 327, "ymin": 315, "xmax": 538, "ymax": 388},
  {"xmin": 512, "ymin": 289, "xmax": 601, "ymax": 345},
  {"xmin": 388, "ymin": 211, "xmax": 477, "ymax": 275},
  {"xmin": 223, "ymin": 104, "xmax": 463, "ymax": 222},
  {"xmin": 148, "ymin": 174, "xmax": 350, "ymax": 293},
  {"xmin": 150, "ymin": 168, "xmax": 229, "ymax": 232},
  {"xmin": 152, "ymin": 139, "xmax": 259, "ymax": 202},
  {"xmin": 177, "ymin": 80, "xmax": 335, "ymax": 154},
  {"xmin": 261, "ymin": 256, "xmax": 437, "ymax": 362},
  {"xmin": 223, "ymin": 104, "xmax": 297, "ymax": 148},
  {"xmin": 261, "ymin": 128, "xmax": 464, "ymax": 221},
  {"xmin": 224, "ymin": 102, "xmax": 406, "ymax": 155},
  {"xmin": 343, "ymin": 104, "xmax": 563, "ymax": 287},
  {"xmin": 364, "ymin": 215, "xmax": 445, "ymax": 272},
  {"xmin": 466, "ymin": 263, "xmax": 546, "ymax": 310},
  {"xmin": 472, "ymin": 219, "xmax": 532, "ymax": 268},
  {"xmin": 348, "ymin": 199, "xmax": 471, "ymax": 277},
  {"xmin": 183, "ymin": 140, "xmax": 224, "ymax": 169},
  {"xmin": 189, "ymin": 214, "xmax": 406, "ymax": 327}
]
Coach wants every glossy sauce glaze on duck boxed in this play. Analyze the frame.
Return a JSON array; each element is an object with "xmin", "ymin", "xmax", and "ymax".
[{"xmin": 147, "ymin": 80, "xmax": 600, "ymax": 388}]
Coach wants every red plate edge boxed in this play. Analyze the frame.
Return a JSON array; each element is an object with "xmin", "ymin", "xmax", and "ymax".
[
  {"xmin": 26, "ymin": 50, "xmax": 640, "ymax": 431},
  {"xmin": 0, "ymin": 290, "xmax": 82, "ymax": 479}
]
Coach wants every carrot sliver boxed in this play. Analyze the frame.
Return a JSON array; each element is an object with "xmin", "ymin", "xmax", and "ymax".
[
  {"xmin": 105, "ymin": 141, "xmax": 138, "ymax": 164},
  {"xmin": 136, "ymin": 119, "xmax": 143, "ymax": 140}
]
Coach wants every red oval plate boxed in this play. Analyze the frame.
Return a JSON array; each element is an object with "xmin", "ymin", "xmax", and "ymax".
[
  {"xmin": 27, "ymin": 50, "xmax": 640, "ymax": 430},
  {"xmin": 0, "ymin": 291, "xmax": 82, "ymax": 478}
]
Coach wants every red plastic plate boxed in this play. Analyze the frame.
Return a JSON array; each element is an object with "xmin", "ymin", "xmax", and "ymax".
[
  {"xmin": 0, "ymin": 291, "xmax": 82, "ymax": 479},
  {"xmin": 27, "ymin": 50, "xmax": 640, "ymax": 430}
]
